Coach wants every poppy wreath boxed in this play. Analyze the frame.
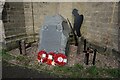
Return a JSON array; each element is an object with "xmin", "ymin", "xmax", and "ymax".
[
  {"xmin": 37, "ymin": 50, "xmax": 48, "ymax": 63},
  {"xmin": 54, "ymin": 53, "xmax": 67, "ymax": 66},
  {"xmin": 46, "ymin": 51, "xmax": 56, "ymax": 65}
]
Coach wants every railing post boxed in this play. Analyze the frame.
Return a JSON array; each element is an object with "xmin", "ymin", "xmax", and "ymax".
[
  {"xmin": 77, "ymin": 37, "xmax": 81, "ymax": 54},
  {"xmin": 93, "ymin": 49, "xmax": 97, "ymax": 65},
  {"xmin": 85, "ymin": 48, "xmax": 89, "ymax": 65},
  {"xmin": 19, "ymin": 40, "xmax": 26, "ymax": 55},
  {"xmin": 84, "ymin": 39, "xmax": 86, "ymax": 51}
]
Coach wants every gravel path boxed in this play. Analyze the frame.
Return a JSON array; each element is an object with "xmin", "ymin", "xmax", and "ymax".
[{"xmin": 8, "ymin": 42, "xmax": 119, "ymax": 69}]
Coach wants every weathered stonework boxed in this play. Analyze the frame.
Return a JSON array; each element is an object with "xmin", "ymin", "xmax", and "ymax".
[
  {"xmin": 2, "ymin": 2, "xmax": 26, "ymax": 50},
  {"xmin": 23, "ymin": 2, "xmax": 58, "ymax": 42},
  {"xmin": 2, "ymin": 2, "xmax": 119, "ymax": 53},
  {"xmin": 72, "ymin": 2, "xmax": 119, "ymax": 52}
]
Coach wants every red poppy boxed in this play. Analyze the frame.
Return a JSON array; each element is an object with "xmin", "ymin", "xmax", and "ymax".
[
  {"xmin": 37, "ymin": 50, "xmax": 48, "ymax": 63},
  {"xmin": 54, "ymin": 53, "xmax": 67, "ymax": 66},
  {"xmin": 46, "ymin": 52, "xmax": 56, "ymax": 65}
]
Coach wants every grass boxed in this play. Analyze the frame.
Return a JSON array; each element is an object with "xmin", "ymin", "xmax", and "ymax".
[
  {"xmin": 85, "ymin": 66, "xmax": 120, "ymax": 78},
  {"xmin": 16, "ymin": 55, "xmax": 26, "ymax": 61},
  {"xmin": 104, "ymin": 68, "xmax": 120, "ymax": 77},
  {"xmin": 1, "ymin": 49, "xmax": 31, "ymax": 67},
  {"xmin": 56, "ymin": 66, "xmax": 73, "ymax": 72},
  {"xmin": 0, "ymin": 49, "xmax": 7, "ymax": 56},
  {"xmin": 16, "ymin": 55, "xmax": 33, "ymax": 67},
  {"xmin": 2, "ymin": 49, "xmax": 15, "ymax": 60},
  {"xmin": 53, "ymin": 64, "xmax": 84, "ymax": 73},
  {"xmin": 53, "ymin": 64, "xmax": 120, "ymax": 78},
  {"xmin": 74, "ymin": 63, "xmax": 84, "ymax": 70},
  {"xmin": 52, "ymin": 64, "xmax": 84, "ymax": 77},
  {"xmin": 86, "ymin": 66, "xmax": 99, "ymax": 77},
  {"xmin": 2, "ymin": 49, "xmax": 120, "ymax": 78}
]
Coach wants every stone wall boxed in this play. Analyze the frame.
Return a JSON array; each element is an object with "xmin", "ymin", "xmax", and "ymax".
[
  {"xmin": 2, "ymin": 2, "xmax": 26, "ymax": 50},
  {"xmin": 119, "ymin": 2, "xmax": 120, "ymax": 53},
  {"xmin": 0, "ymin": 1, "xmax": 5, "ymax": 50},
  {"xmin": 23, "ymin": 2, "xmax": 59, "ymax": 42},
  {"xmin": 2, "ymin": 2, "xmax": 119, "ymax": 52},
  {"xmin": 72, "ymin": 2, "xmax": 119, "ymax": 52}
]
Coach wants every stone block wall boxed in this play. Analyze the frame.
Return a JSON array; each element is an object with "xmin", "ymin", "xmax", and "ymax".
[
  {"xmin": 23, "ymin": 2, "xmax": 58, "ymax": 42},
  {"xmin": 2, "ymin": 2, "xmax": 26, "ymax": 50},
  {"xmin": 2, "ymin": 2, "xmax": 119, "ymax": 53},
  {"xmin": 0, "ymin": 1, "xmax": 5, "ymax": 48},
  {"xmin": 72, "ymin": 2, "xmax": 119, "ymax": 51}
]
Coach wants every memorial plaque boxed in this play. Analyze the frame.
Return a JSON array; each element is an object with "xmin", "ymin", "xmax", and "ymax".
[{"xmin": 38, "ymin": 14, "xmax": 70, "ymax": 54}]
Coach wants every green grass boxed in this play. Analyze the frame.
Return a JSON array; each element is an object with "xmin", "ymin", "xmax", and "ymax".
[
  {"xmin": 53, "ymin": 64, "xmax": 84, "ymax": 77},
  {"xmin": 85, "ymin": 66, "xmax": 120, "ymax": 78},
  {"xmin": 74, "ymin": 64, "xmax": 84, "ymax": 70},
  {"xmin": 2, "ymin": 49, "xmax": 15, "ymax": 60},
  {"xmin": 54, "ymin": 66, "xmax": 72, "ymax": 73},
  {"xmin": 16, "ymin": 55, "xmax": 32, "ymax": 67},
  {"xmin": 16, "ymin": 56, "xmax": 25, "ymax": 61},
  {"xmin": 104, "ymin": 68, "xmax": 120, "ymax": 77},
  {"xmin": 53, "ymin": 64, "xmax": 84, "ymax": 73},
  {"xmin": 86, "ymin": 66, "xmax": 99, "ymax": 77},
  {"xmin": 2, "ymin": 48, "xmax": 120, "ymax": 78},
  {"xmin": 53, "ymin": 65, "xmax": 120, "ymax": 78},
  {"xmin": 1, "ymin": 49, "xmax": 31, "ymax": 67},
  {"xmin": 0, "ymin": 49, "xmax": 7, "ymax": 55}
]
